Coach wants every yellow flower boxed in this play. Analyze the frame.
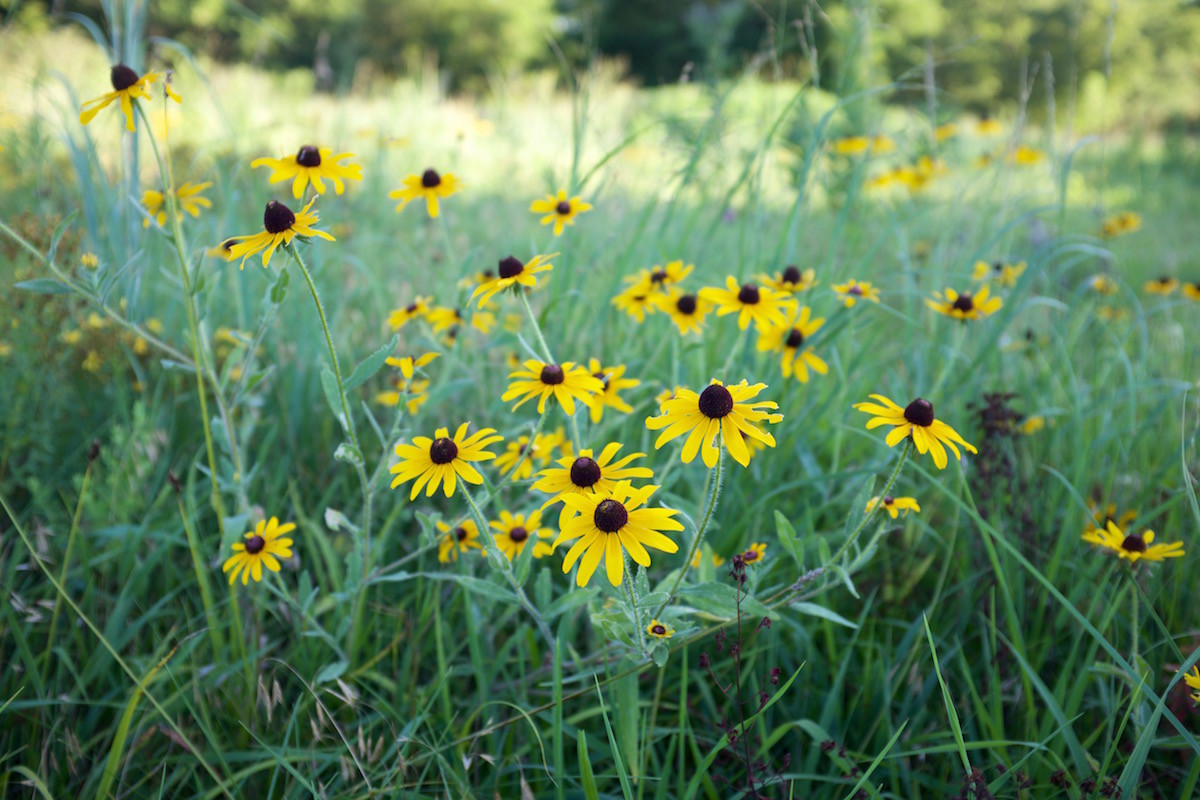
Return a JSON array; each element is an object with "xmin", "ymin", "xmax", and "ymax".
[
  {"xmin": 425, "ymin": 306, "xmax": 465, "ymax": 334},
  {"xmin": 646, "ymin": 619, "xmax": 674, "ymax": 639},
  {"xmin": 389, "ymin": 423, "xmax": 502, "ymax": 500},
  {"xmin": 251, "ymin": 146, "xmax": 362, "ymax": 199},
  {"xmin": 1183, "ymin": 282, "xmax": 1200, "ymax": 302},
  {"xmin": 760, "ymin": 265, "xmax": 817, "ymax": 295},
  {"xmin": 866, "ymin": 495, "xmax": 921, "ymax": 519},
  {"xmin": 1008, "ymin": 145, "xmax": 1045, "ymax": 165},
  {"xmin": 82, "ymin": 350, "xmax": 103, "ymax": 373},
  {"xmin": 79, "ymin": 64, "xmax": 176, "ymax": 132},
  {"xmin": 60, "ymin": 329, "xmax": 83, "ymax": 345},
  {"xmin": 832, "ymin": 279, "xmax": 880, "ymax": 307},
  {"xmin": 831, "ymin": 135, "xmax": 894, "ymax": 155},
  {"xmin": 654, "ymin": 290, "xmax": 709, "ymax": 334},
  {"xmin": 494, "ymin": 435, "xmax": 555, "ymax": 481},
  {"xmin": 222, "ymin": 517, "xmax": 294, "ymax": 585},
  {"xmin": 471, "ymin": 254, "xmax": 554, "ymax": 308},
  {"xmin": 436, "ymin": 519, "xmax": 482, "ymax": 563},
  {"xmin": 756, "ymin": 306, "xmax": 828, "ymax": 384},
  {"xmin": 935, "ymin": 122, "xmax": 958, "ymax": 142},
  {"xmin": 645, "ymin": 380, "xmax": 782, "ymax": 468},
  {"xmin": 1081, "ymin": 521, "xmax": 1184, "ymax": 564},
  {"xmin": 1185, "ymin": 666, "xmax": 1200, "ymax": 703},
  {"xmin": 690, "ymin": 548, "xmax": 726, "ymax": 568},
  {"xmin": 587, "ymin": 359, "xmax": 639, "ymax": 424},
  {"xmin": 389, "ymin": 168, "xmax": 460, "ymax": 218},
  {"xmin": 698, "ymin": 277, "xmax": 791, "ymax": 331},
  {"xmin": 926, "ymin": 285, "xmax": 1003, "ymax": 321},
  {"xmin": 553, "ymin": 482, "xmax": 682, "ymax": 587},
  {"xmin": 206, "ymin": 238, "xmax": 241, "ymax": 259},
  {"xmin": 1088, "ymin": 275, "xmax": 1118, "ymax": 296},
  {"xmin": 1084, "ymin": 503, "xmax": 1138, "ymax": 536},
  {"xmin": 530, "ymin": 190, "xmax": 593, "ymax": 236},
  {"xmin": 740, "ymin": 542, "xmax": 767, "ymax": 566},
  {"xmin": 1020, "ymin": 416, "xmax": 1046, "ymax": 435},
  {"xmin": 491, "ymin": 510, "xmax": 555, "ymax": 561},
  {"xmin": 141, "ymin": 181, "xmax": 212, "ymax": 228},
  {"xmin": 853, "ymin": 394, "xmax": 978, "ymax": 470},
  {"xmin": 1100, "ymin": 211, "xmax": 1141, "ymax": 239},
  {"xmin": 971, "ymin": 260, "xmax": 1025, "ymax": 288},
  {"xmin": 386, "ymin": 296, "xmax": 432, "ymax": 330},
  {"xmin": 533, "ymin": 442, "xmax": 654, "ymax": 527},
  {"xmin": 224, "ymin": 199, "xmax": 334, "ymax": 269},
  {"xmin": 385, "ymin": 352, "xmax": 438, "ymax": 379},
  {"xmin": 612, "ymin": 282, "xmax": 658, "ymax": 322},
  {"xmin": 976, "ymin": 116, "xmax": 1004, "ymax": 135},
  {"xmin": 503, "ymin": 360, "xmax": 604, "ymax": 415},
  {"xmin": 1143, "ymin": 276, "xmax": 1178, "ymax": 295},
  {"xmin": 625, "ymin": 261, "xmax": 695, "ymax": 295},
  {"xmin": 80, "ymin": 252, "xmax": 100, "ymax": 270},
  {"xmin": 375, "ymin": 377, "xmax": 430, "ymax": 415}
]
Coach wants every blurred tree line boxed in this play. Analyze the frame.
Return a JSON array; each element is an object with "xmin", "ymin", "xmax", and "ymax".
[{"xmin": 8, "ymin": 0, "xmax": 1200, "ymax": 126}]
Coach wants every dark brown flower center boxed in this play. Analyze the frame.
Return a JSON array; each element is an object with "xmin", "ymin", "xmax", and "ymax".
[
  {"xmin": 651, "ymin": 624, "xmax": 667, "ymax": 635},
  {"xmin": 1120, "ymin": 534, "xmax": 1147, "ymax": 553},
  {"xmin": 429, "ymin": 437, "xmax": 458, "ymax": 464},
  {"xmin": 405, "ymin": 302, "xmax": 420, "ymax": 313},
  {"xmin": 296, "ymin": 145, "xmax": 322, "ymax": 167},
  {"xmin": 555, "ymin": 200, "xmax": 572, "ymax": 215},
  {"xmin": 593, "ymin": 371, "xmax": 610, "ymax": 390},
  {"xmin": 952, "ymin": 293, "xmax": 975, "ymax": 312},
  {"xmin": 698, "ymin": 384, "xmax": 734, "ymax": 419},
  {"xmin": 508, "ymin": 526, "xmax": 529, "ymax": 543},
  {"xmin": 220, "ymin": 238, "xmax": 238, "ymax": 253},
  {"xmin": 110, "ymin": 64, "xmax": 140, "ymax": 91},
  {"xmin": 570, "ymin": 456, "xmax": 602, "ymax": 488},
  {"xmin": 785, "ymin": 328, "xmax": 804, "ymax": 348},
  {"xmin": 539, "ymin": 363, "xmax": 565, "ymax": 385},
  {"xmin": 245, "ymin": 535, "xmax": 266, "ymax": 554},
  {"xmin": 737, "ymin": 283, "xmax": 761, "ymax": 304},
  {"xmin": 903, "ymin": 398, "xmax": 935, "ymax": 427},
  {"xmin": 498, "ymin": 256, "xmax": 524, "ymax": 279},
  {"xmin": 263, "ymin": 201, "xmax": 296, "ymax": 234},
  {"xmin": 651, "ymin": 269, "xmax": 668, "ymax": 283},
  {"xmin": 883, "ymin": 496, "xmax": 895, "ymax": 505},
  {"xmin": 676, "ymin": 294, "xmax": 698, "ymax": 314},
  {"xmin": 594, "ymin": 499, "xmax": 628, "ymax": 533},
  {"xmin": 1156, "ymin": 275, "xmax": 1170, "ymax": 284},
  {"xmin": 742, "ymin": 549, "xmax": 760, "ymax": 562},
  {"xmin": 782, "ymin": 265, "xmax": 802, "ymax": 284},
  {"xmin": 848, "ymin": 284, "xmax": 864, "ymax": 296},
  {"xmin": 455, "ymin": 527, "xmax": 469, "ymax": 541},
  {"xmin": 421, "ymin": 169, "xmax": 441, "ymax": 188}
]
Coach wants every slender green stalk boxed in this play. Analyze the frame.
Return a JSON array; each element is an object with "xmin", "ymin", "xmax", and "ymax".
[
  {"xmin": 825, "ymin": 439, "xmax": 912, "ymax": 568},
  {"xmin": 518, "ymin": 289, "xmax": 555, "ymax": 364},
  {"xmin": 654, "ymin": 447, "xmax": 724, "ymax": 617},
  {"xmin": 718, "ymin": 324, "xmax": 751, "ymax": 378},
  {"xmin": 176, "ymin": 492, "xmax": 225, "ymax": 659},
  {"xmin": 42, "ymin": 460, "xmax": 94, "ymax": 681},
  {"xmin": 1129, "ymin": 569, "xmax": 1140, "ymax": 669},
  {"xmin": 624, "ymin": 559, "xmax": 648, "ymax": 657}
]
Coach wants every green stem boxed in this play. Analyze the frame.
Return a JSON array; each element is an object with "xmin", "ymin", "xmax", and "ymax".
[
  {"xmin": 825, "ymin": 439, "xmax": 913, "ymax": 568},
  {"xmin": 518, "ymin": 289, "xmax": 555, "ymax": 364},
  {"xmin": 654, "ymin": 446, "xmax": 724, "ymax": 617},
  {"xmin": 1129, "ymin": 569, "xmax": 1140, "ymax": 669},
  {"xmin": 42, "ymin": 461, "xmax": 93, "ymax": 682},
  {"xmin": 177, "ymin": 492, "xmax": 225, "ymax": 659},
  {"xmin": 624, "ymin": 558, "xmax": 648, "ymax": 657},
  {"xmin": 718, "ymin": 325, "xmax": 750, "ymax": 378}
]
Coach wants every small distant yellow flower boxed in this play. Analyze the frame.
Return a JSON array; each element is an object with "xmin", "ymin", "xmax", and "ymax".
[
  {"xmin": 1183, "ymin": 282, "xmax": 1200, "ymax": 302},
  {"xmin": 866, "ymin": 495, "xmax": 920, "ymax": 519},
  {"xmin": 375, "ymin": 377, "xmax": 430, "ymax": 414},
  {"xmin": 472, "ymin": 254, "xmax": 554, "ymax": 308},
  {"xmin": 79, "ymin": 64, "xmax": 176, "ymax": 132},
  {"xmin": 1085, "ymin": 503, "xmax": 1137, "ymax": 536},
  {"xmin": 1143, "ymin": 276, "xmax": 1178, "ymax": 295},
  {"xmin": 436, "ymin": 519, "xmax": 482, "ymax": 563},
  {"xmin": 141, "ymin": 181, "xmax": 212, "ymax": 228},
  {"xmin": 626, "ymin": 261, "xmax": 695, "ymax": 295},
  {"xmin": 60, "ymin": 329, "xmax": 83, "ymax": 345},
  {"xmin": 132, "ymin": 336, "xmax": 149, "ymax": 356},
  {"xmin": 390, "ymin": 168, "xmax": 460, "ymax": 218},
  {"xmin": 82, "ymin": 350, "xmax": 103, "ymax": 373},
  {"xmin": 1020, "ymin": 416, "xmax": 1046, "ymax": 435},
  {"xmin": 740, "ymin": 542, "xmax": 767, "ymax": 566},
  {"xmin": 1008, "ymin": 145, "xmax": 1045, "ymax": 165},
  {"xmin": 761, "ymin": 265, "xmax": 817, "ymax": 295},
  {"xmin": 1082, "ymin": 520, "xmax": 1184, "ymax": 564},
  {"xmin": 587, "ymin": 359, "xmax": 639, "ymax": 424},
  {"xmin": 854, "ymin": 394, "xmax": 978, "ymax": 470},
  {"xmin": 553, "ymin": 482, "xmax": 682, "ymax": 587},
  {"xmin": 0, "ymin": 341, "xmax": 12, "ymax": 358},
  {"xmin": 503, "ymin": 360, "xmax": 604, "ymax": 416},
  {"xmin": 426, "ymin": 306, "xmax": 466, "ymax": 334},
  {"xmin": 1088, "ymin": 275, "xmax": 1119, "ymax": 296},
  {"xmin": 690, "ymin": 548, "xmax": 726, "ymax": 568},
  {"xmin": 612, "ymin": 283, "xmax": 658, "ymax": 323},
  {"xmin": 926, "ymin": 285, "xmax": 1003, "ymax": 321},
  {"xmin": 386, "ymin": 352, "xmax": 438, "ymax": 379},
  {"xmin": 494, "ymin": 435, "xmax": 554, "ymax": 481},
  {"xmin": 646, "ymin": 619, "xmax": 674, "ymax": 639},
  {"xmin": 655, "ymin": 290, "xmax": 709, "ymax": 334},
  {"xmin": 934, "ymin": 122, "xmax": 958, "ymax": 142},
  {"xmin": 80, "ymin": 252, "xmax": 100, "ymax": 270},
  {"xmin": 1185, "ymin": 666, "xmax": 1200, "ymax": 703},
  {"xmin": 251, "ymin": 146, "xmax": 362, "ymax": 199},
  {"xmin": 1100, "ymin": 211, "xmax": 1141, "ymax": 239},
  {"xmin": 832, "ymin": 279, "xmax": 880, "ymax": 307},
  {"xmin": 756, "ymin": 306, "xmax": 828, "ymax": 384},
  {"xmin": 530, "ymin": 190, "xmax": 592, "ymax": 236},
  {"xmin": 976, "ymin": 116, "xmax": 1004, "ymax": 135},
  {"xmin": 831, "ymin": 135, "xmax": 894, "ymax": 155},
  {"xmin": 225, "ymin": 199, "xmax": 334, "ymax": 269},
  {"xmin": 503, "ymin": 313, "xmax": 523, "ymax": 333},
  {"xmin": 389, "ymin": 423, "xmax": 502, "ymax": 500},
  {"xmin": 698, "ymin": 277, "xmax": 792, "ymax": 331},
  {"xmin": 646, "ymin": 380, "xmax": 782, "ymax": 468},
  {"xmin": 386, "ymin": 296, "xmax": 432, "ymax": 330},
  {"xmin": 491, "ymin": 510, "xmax": 555, "ymax": 561},
  {"xmin": 971, "ymin": 260, "xmax": 1026, "ymax": 288},
  {"xmin": 223, "ymin": 517, "xmax": 294, "ymax": 585},
  {"xmin": 85, "ymin": 312, "xmax": 107, "ymax": 330}
]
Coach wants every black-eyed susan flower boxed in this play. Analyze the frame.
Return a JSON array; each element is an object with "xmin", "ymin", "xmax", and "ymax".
[
  {"xmin": 756, "ymin": 306, "xmax": 828, "ymax": 384},
  {"xmin": 698, "ymin": 277, "xmax": 791, "ymax": 331},
  {"xmin": 436, "ymin": 519, "xmax": 482, "ymax": 563},
  {"xmin": 491, "ymin": 510, "xmax": 555, "ymax": 561},
  {"xmin": 1020, "ymin": 416, "xmax": 1046, "ymax": 435},
  {"xmin": 1081, "ymin": 521, "xmax": 1184, "ymax": 564},
  {"xmin": 472, "ymin": 254, "xmax": 554, "ymax": 308},
  {"xmin": 741, "ymin": 542, "xmax": 767, "ymax": 566},
  {"xmin": 866, "ymin": 495, "xmax": 920, "ymax": 519},
  {"xmin": 1185, "ymin": 666, "xmax": 1200, "ymax": 703},
  {"xmin": 494, "ymin": 434, "xmax": 554, "ymax": 481},
  {"xmin": 386, "ymin": 296, "xmax": 432, "ymax": 330},
  {"xmin": 971, "ymin": 260, "xmax": 1026, "ymax": 288},
  {"xmin": 389, "ymin": 423, "xmax": 502, "ymax": 500},
  {"xmin": 832, "ymin": 279, "xmax": 880, "ymax": 307},
  {"xmin": 503, "ymin": 360, "xmax": 603, "ymax": 415},
  {"xmin": 612, "ymin": 283, "xmax": 657, "ymax": 322},
  {"xmin": 79, "ymin": 64, "xmax": 175, "ymax": 132},
  {"xmin": 655, "ymin": 290, "xmax": 709, "ymax": 334},
  {"xmin": 645, "ymin": 380, "xmax": 782, "ymax": 468},
  {"xmin": 530, "ymin": 190, "xmax": 592, "ymax": 236},
  {"xmin": 222, "ymin": 517, "xmax": 294, "ymax": 585},
  {"xmin": 1088, "ymin": 275, "xmax": 1118, "ymax": 296},
  {"xmin": 553, "ymin": 482, "xmax": 681, "ymax": 587},
  {"xmin": 629, "ymin": 260, "xmax": 694, "ymax": 294},
  {"xmin": 646, "ymin": 619, "xmax": 674, "ymax": 639},
  {"xmin": 761, "ymin": 264, "xmax": 817, "ymax": 294},
  {"xmin": 1008, "ymin": 145, "xmax": 1045, "ymax": 165},
  {"xmin": 533, "ymin": 443, "xmax": 653, "ymax": 527},
  {"xmin": 386, "ymin": 351, "xmax": 438, "ymax": 380},
  {"xmin": 1143, "ymin": 276, "xmax": 1178, "ymax": 295},
  {"xmin": 425, "ymin": 306, "xmax": 464, "ymax": 334},
  {"xmin": 1183, "ymin": 282, "xmax": 1200, "ymax": 302},
  {"xmin": 853, "ymin": 394, "xmax": 978, "ymax": 470},
  {"xmin": 935, "ymin": 122, "xmax": 958, "ymax": 142},
  {"xmin": 1084, "ymin": 503, "xmax": 1138, "ymax": 536},
  {"xmin": 587, "ymin": 359, "xmax": 639, "ymax": 424},
  {"xmin": 251, "ymin": 146, "xmax": 362, "ymax": 199},
  {"xmin": 141, "ymin": 182, "xmax": 212, "ymax": 228},
  {"xmin": 225, "ymin": 199, "xmax": 334, "ymax": 269},
  {"xmin": 927, "ymin": 285, "xmax": 1003, "ymax": 321},
  {"xmin": 390, "ymin": 168, "xmax": 460, "ymax": 218},
  {"xmin": 1100, "ymin": 211, "xmax": 1141, "ymax": 239},
  {"xmin": 831, "ymin": 135, "xmax": 894, "ymax": 155}
]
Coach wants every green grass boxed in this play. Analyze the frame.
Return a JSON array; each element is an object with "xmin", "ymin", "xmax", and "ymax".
[{"xmin": 2, "ymin": 21, "xmax": 1200, "ymax": 800}]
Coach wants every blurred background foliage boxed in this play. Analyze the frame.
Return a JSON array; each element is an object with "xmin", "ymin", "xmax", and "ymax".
[{"xmin": 7, "ymin": 0, "xmax": 1200, "ymax": 130}]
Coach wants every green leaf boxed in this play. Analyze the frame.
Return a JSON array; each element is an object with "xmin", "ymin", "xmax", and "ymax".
[
  {"xmin": 792, "ymin": 601, "xmax": 858, "ymax": 629},
  {"xmin": 314, "ymin": 660, "xmax": 349, "ymax": 684},
  {"xmin": 270, "ymin": 266, "xmax": 290, "ymax": 304},
  {"xmin": 95, "ymin": 645, "xmax": 176, "ymax": 800},
  {"xmin": 344, "ymin": 334, "xmax": 399, "ymax": 392},
  {"xmin": 15, "ymin": 279, "xmax": 72, "ymax": 295},
  {"xmin": 842, "ymin": 473, "xmax": 876, "ymax": 539},
  {"xmin": 334, "ymin": 442, "xmax": 364, "ymax": 467},
  {"xmin": 651, "ymin": 642, "xmax": 669, "ymax": 668},
  {"xmin": 544, "ymin": 587, "xmax": 598, "ymax": 619},
  {"xmin": 675, "ymin": 582, "xmax": 774, "ymax": 622},
  {"xmin": 774, "ymin": 509, "xmax": 803, "ymax": 568},
  {"xmin": 320, "ymin": 367, "xmax": 348, "ymax": 432},
  {"xmin": 578, "ymin": 734, "xmax": 599, "ymax": 800}
]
